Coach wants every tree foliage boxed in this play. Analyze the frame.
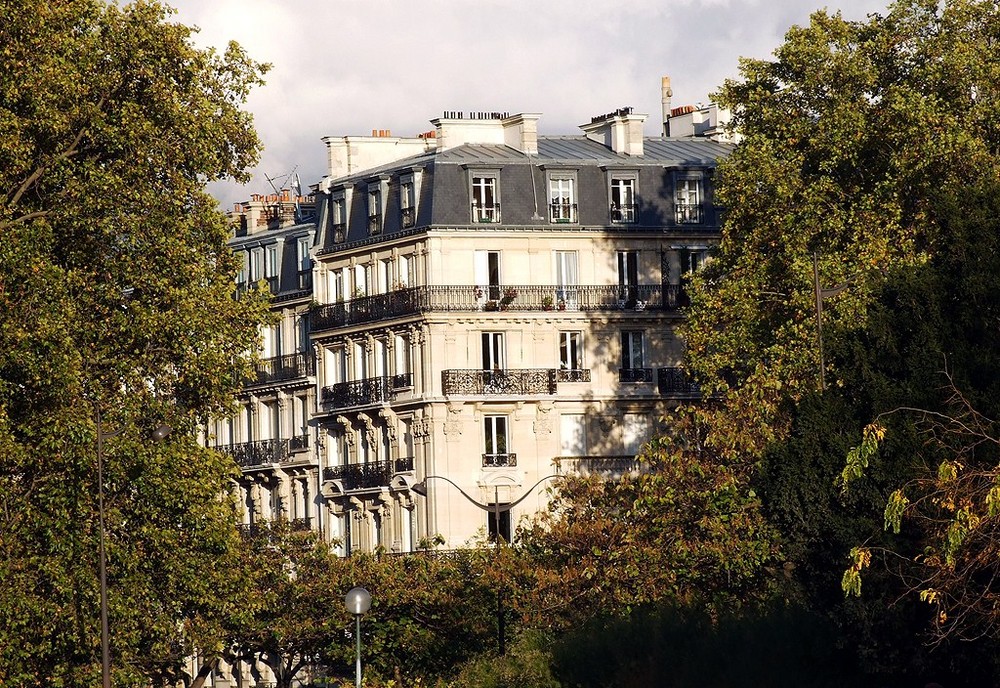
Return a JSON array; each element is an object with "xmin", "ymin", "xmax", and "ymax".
[
  {"xmin": 684, "ymin": 0, "xmax": 1000, "ymax": 463},
  {"xmin": 0, "ymin": 1, "xmax": 268, "ymax": 685}
]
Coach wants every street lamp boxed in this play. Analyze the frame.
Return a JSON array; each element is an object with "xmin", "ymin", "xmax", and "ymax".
[
  {"xmin": 95, "ymin": 405, "xmax": 172, "ymax": 688},
  {"xmin": 345, "ymin": 586, "xmax": 372, "ymax": 688},
  {"xmin": 411, "ymin": 474, "xmax": 559, "ymax": 655}
]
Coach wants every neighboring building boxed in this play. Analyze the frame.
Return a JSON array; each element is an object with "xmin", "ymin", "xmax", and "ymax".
[
  {"xmin": 216, "ymin": 189, "xmax": 321, "ymax": 535},
  {"xmin": 213, "ymin": 85, "xmax": 731, "ymax": 555}
]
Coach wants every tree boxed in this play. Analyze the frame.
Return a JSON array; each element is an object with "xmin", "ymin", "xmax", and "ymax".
[
  {"xmin": 684, "ymin": 0, "xmax": 1000, "ymax": 463},
  {"xmin": 0, "ymin": 1, "xmax": 268, "ymax": 685},
  {"xmin": 515, "ymin": 419, "xmax": 781, "ymax": 632}
]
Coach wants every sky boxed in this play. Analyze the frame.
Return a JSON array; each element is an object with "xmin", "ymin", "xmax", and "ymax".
[{"xmin": 166, "ymin": 0, "xmax": 893, "ymax": 209}]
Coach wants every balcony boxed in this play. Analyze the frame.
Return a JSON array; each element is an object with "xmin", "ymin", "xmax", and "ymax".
[
  {"xmin": 556, "ymin": 368, "xmax": 591, "ymax": 383},
  {"xmin": 332, "ymin": 223, "xmax": 346, "ymax": 243},
  {"xmin": 368, "ymin": 214, "xmax": 382, "ymax": 236},
  {"xmin": 610, "ymin": 203, "xmax": 637, "ymax": 224},
  {"xmin": 442, "ymin": 369, "xmax": 557, "ymax": 395},
  {"xmin": 483, "ymin": 452, "xmax": 517, "ymax": 468},
  {"xmin": 657, "ymin": 367, "xmax": 701, "ymax": 397},
  {"xmin": 471, "ymin": 202, "xmax": 501, "ymax": 223},
  {"xmin": 218, "ymin": 439, "xmax": 288, "ymax": 468},
  {"xmin": 556, "ymin": 455, "xmax": 641, "ymax": 478},
  {"xmin": 297, "ymin": 270, "xmax": 312, "ymax": 290},
  {"xmin": 549, "ymin": 201, "xmax": 577, "ymax": 223},
  {"xmin": 321, "ymin": 373, "xmax": 413, "ymax": 408},
  {"xmin": 675, "ymin": 203, "xmax": 703, "ymax": 224},
  {"xmin": 310, "ymin": 284, "xmax": 681, "ymax": 331},
  {"xmin": 401, "ymin": 207, "xmax": 416, "ymax": 228},
  {"xmin": 252, "ymin": 352, "xmax": 315, "ymax": 385},
  {"xmin": 322, "ymin": 456, "xmax": 415, "ymax": 491},
  {"xmin": 619, "ymin": 368, "xmax": 654, "ymax": 383}
]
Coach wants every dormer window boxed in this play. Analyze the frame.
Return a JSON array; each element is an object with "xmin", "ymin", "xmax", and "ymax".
[
  {"xmin": 368, "ymin": 187, "xmax": 382, "ymax": 235},
  {"xmin": 610, "ymin": 176, "xmax": 637, "ymax": 223},
  {"xmin": 674, "ymin": 177, "xmax": 703, "ymax": 224},
  {"xmin": 548, "ymin": 173, "xmax": 577, "ymax": 223},
  {"xmin": 469, "ymin": 171, "xmax": 500, "ymax": 223},
  {"xmin": 400, "ymin": 180, "xmax": 415, "ymax": 228},
  {"xmin": 330, "ymin": 189, "xmax": 349, "ymax": 244}
]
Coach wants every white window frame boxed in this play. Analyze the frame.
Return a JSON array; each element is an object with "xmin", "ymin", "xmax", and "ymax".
[
  {"xmin": 621, "ymin": 330, "xmax": 644, "ymax": 370},
  {"xmin": 559, "ymin": 331, "xmax": 583, "ymax": 370},
  {"xmin": 548, "ymin": 173, "xmax": 577, "ymax": 223},
  {"xmin": 481, "ymin": 332, "xmax": 505, "ymax": 371},
  {"xmin": 674, "ymin": 176, "xmax": 704, "ymax": 224},
  {"xmin": 483, "ymin": 415, "xmax": 509, "ymax": 457},
  {"xmin": 609, "ymin": 175, "xmax": 637, "ymax": 223},
  {"xmin": 470, "ymin": 173, "xmax": 500, "ymax": 223}
]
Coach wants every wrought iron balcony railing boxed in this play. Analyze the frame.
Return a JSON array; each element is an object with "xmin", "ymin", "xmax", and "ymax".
[
  {"xmin": 253, "ymin": 352, "xmax": 315, "ymax": 385},
  {"xmin": 610, "ymin": 203, "xmax": 637, "ymax": 223},
  {"xmin": 657, "ymin": 367, "xmax": 701, "ymax": 397},
  {"xmin": 310, "ymin": 284, "xmax": 681, "ymax": 331},
  {"xmin": 297, "ymin": 270, "xmax": 312, "ymax": 290},
  {"xmin": 332, "ymin": 223, "xmax": 346, "ymax": 243},
  {"xmin": 322, "ymin": 456, "xmax": 415, "ymax": 491},
  {"xmin": 321, "ymin": 373, "xmax": 413, "ymax": 408},
  {"xmin": 471, "ymin": 202, "xmax": 501, "ymax": 223},
  {"xmin": 556, "ymin": 368, "xmax": 591, "ymax": 383},
  {"xmin": 218, "ymin": 439, "xmax": 288, "ymax": 468},
  {"xmin": 675, "ymin": 203, "xmax": 704, "ymax": 224},
  {"xmin": 483, "ymin": 452, "xmax": 517, "ymax": 467},
  {"xmin": 556, "ymin": 455, "xmax": 642, "ymax": 478},
  {"xmin": 619, "ymin": 367, "xmax": 654, "ymax": 383},
  {"xmin": 289, "ymin": 433, "xmax": 309, "ymax": 451},
  {"xmin": 442, "ymin": 369, "xmax": 557, "ymax": 395},
  {"xmin": 549, "ymin": 201, "xmax": 578, "ymax": 223},
  {"xmin": 401, "ymin": 207, "xmax": 416, "ymax": 228},
  {"xmin": 368, "ymin": 214, "xmax": 382, "ymax": 235}
]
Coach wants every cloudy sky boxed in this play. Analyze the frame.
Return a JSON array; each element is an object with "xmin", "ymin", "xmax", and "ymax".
[{"xmin": 166, "ymin": 0, "xmax": 893, "ymax": 208}]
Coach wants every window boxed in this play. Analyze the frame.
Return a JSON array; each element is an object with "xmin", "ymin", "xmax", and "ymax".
[
  {"xmin": 296, "ymin": 237, "xmax": 312, "ymax": 289},
  {"xmin": 471, "ymin": 176, "xmax": 500, "ymax": 223},
  {"xmin": 560, "ymin": 414, "xmax": 588, "ymax": 456},
  {"xmin": 262, "ymin": 323, "xmax": 282, "ymax": 359},
  {"xmin": 620, "ymin": 331, "xmax": 650, "ymax": 382},
  {"xmin": 559, "ymin": 331, "xmax": 583, "ymax": 370},
  {"xmin": 675, "ymin": 178, "xmax": 703, "ymax": 224},
  {"xmin": 610, "ymin": 177, "xmax": 636, "ymax": 223},
  {"xmin": 554, "ymin": 250, "xmax": 578, "ymax": 308},
  {"xmin": 398, "ymin": 254, "xmax": 413, "ymax": 288},
  {"xmin": 488, "ymin": 504, "xmax": 512, "ymax": 543},
  {"xmin": 379, "ymin": 258, "xmax": 392, "ymax": 293},
  {"xmin": 623, "ymin": 413, "xmax": 651, "ymax": 455},
  {"xmin": 353, "ymin": 264, "xmax": 368, "ymax": 298},
  {"xmin": 236, "ymin": 251, "xmax": 248, "ymax": 290},
  {"xmin": 475, "ymin": 250, "xmax": 502, "ymax": 301},
  {"xmin": 368, "ymin": 187, "xmax": 382, "ymax": 235},
  {"xmin": 331, "ymin": 195, "xmax": 347, "ymax": 243},
  {"xmin": 249, "ymin": 247, "xmax": 264, "ymax": 282},
  {"xmin": 265, "ymin": 244, "xmax": 279, "ymax": 292},
  {"xmin": 400, "ymin": 180, "xmax": 416, "ymax": 228},
  {"xmin": 549, "ymin": 176, "xmax": 577, "ymax": 223},
  {"xmin": 482, "ymin": 332, "xmax": 505, "ymax": 371},
  {"xmin": 394, "ymin": 334, "xmax": 411, "ymax": 376},
  {"xmin": 618, "ymin": 250, "xmax": 639, "ymax": 303},
  {"xmin": 483, "ymin": 415, "xmax": 512, "ymax": 466}
]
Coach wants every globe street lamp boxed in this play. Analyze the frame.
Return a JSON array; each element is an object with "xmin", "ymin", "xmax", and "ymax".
[
  {"xmin": 411, "ymin": 474, "xmax": 558, "ymax": 655},
  {"xmin": 345, "ymin": 586, "xmax": 371, "ymax": 688},
  {"xmin": 95, "ymin": 404, "xmax": 172, "ymax": 688}
]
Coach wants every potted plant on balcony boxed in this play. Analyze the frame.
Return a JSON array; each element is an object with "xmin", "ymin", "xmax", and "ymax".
[
  {"xmin": 500, "ymin": 287, "xmax": 518, "ymax": 310},
  {"xmin": 484, "ymin": 300, "xmax": 500, "ymax": 311},
  {"xmin": 541, "ymin": 295, "xmax": 554, "ymax": 311}
]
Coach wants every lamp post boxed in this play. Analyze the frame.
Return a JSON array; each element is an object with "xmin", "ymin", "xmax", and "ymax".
[
  {"xmin": 411, "ymin": 474, "xmax": 558, "ymax": 655},
  {"xmin": 94, "ymin": 404, "xmax": 172, "ymax": 688},
  {"xmin": 344, "ymin": 586, "xmax": 372, "ymax": 688}
]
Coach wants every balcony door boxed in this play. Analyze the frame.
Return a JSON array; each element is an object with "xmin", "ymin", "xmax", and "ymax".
[
  {"xmin": 554, "ymin": 250, "xmax": 578, "ymax": 309},
  {"xmin": 475, "ymin": 250, "xmax": 501, "ymax": 302},
  {"xmin": 618, "ymin": 250, "xmax": 639, "ymax": 304}
]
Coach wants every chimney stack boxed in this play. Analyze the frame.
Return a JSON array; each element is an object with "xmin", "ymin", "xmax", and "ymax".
[{"xmin": 661, "ymin": 76, "xmax": 673, "ymax": 136}]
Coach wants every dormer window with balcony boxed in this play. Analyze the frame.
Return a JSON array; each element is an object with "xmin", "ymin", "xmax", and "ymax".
[
  {"xmin": 609, "ymin": 175, "xmax": 637, "ymax": 224},
  {"xmin": 330, "ymin": 193, "xmax": 348, "ymax": 243},
  {"xmin": 674, "ymin": 177, "xmax": 704, "ymax": 224},
  {"xmin": 548, "ymin": 173, "xmax": 577, "ymax": 223},
  {"xmin": 400, "ymin": 180, "xmax": 416, "ymax": 228},
  {"xmin": 296, "ymin": 236, "xmax": 312, "ymax": 290},
  {"xmin": 470, "ymin": 174, "xmax": 500, "ymax": 223},
  {"xmin": 367, "ymin": 187, "xmax": 382, "ymax": 236},
  {"xmin": 264, "ymin": 244, "xmax": 279, "ymax": 293}
]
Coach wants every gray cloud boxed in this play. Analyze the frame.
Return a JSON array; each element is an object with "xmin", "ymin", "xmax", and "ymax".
[{"xmin": 166, "ymin": 0, "xmax": 891, "ymax": 207}]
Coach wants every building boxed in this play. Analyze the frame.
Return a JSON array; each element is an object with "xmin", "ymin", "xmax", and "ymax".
[{"xmin": 216, "ymin": 85, "xmax": 731, "ymax": 555}]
